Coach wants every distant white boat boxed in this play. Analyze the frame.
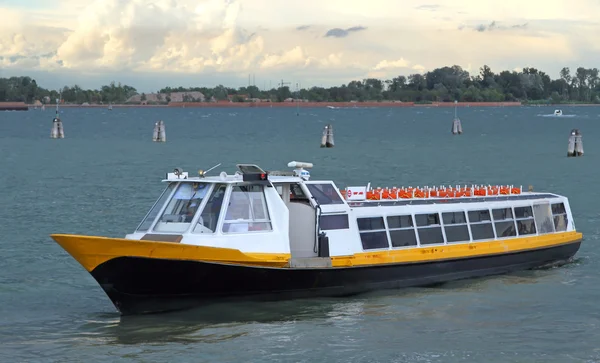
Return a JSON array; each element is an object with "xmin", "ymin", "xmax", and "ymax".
[{"xmin": 554, "ymin": 109, "xmax": 563, "ymax": 116}]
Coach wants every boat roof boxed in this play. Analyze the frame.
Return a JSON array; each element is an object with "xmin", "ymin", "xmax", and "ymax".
[
  {"xmin": 162, "ymin": 174, "xmax": 305, "ymax": 184},
  {"xmin": 162, "ymin": 162, "xmax": 313, "ymax": 184},
  {"xmin": 160, "ymin": 162, "xmax": 564, "ymax": 204}
]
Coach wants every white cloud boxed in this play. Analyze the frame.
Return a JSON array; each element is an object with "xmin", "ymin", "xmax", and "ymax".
[
  {"xmin": 373, "ymin": 58, "xmax": 410, "ymax": 70},
  {"xmin": 412, "ymin": 64, "xmax": 425, "ymax": 73},
  {"xmin": 1, "ymin": 0, "xmax": 600, "ymax": 89}
]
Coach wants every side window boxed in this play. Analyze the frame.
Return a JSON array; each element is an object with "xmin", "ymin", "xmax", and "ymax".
[
  {"xmin": 514, "ymin": 206, "xmax": 536, "ymax": 236},
  {"xmin": 320, "ymin": 214, "xmax": 350, "ymax": 230},
  {"xmin": 154, "ymin": 182, "xmax": 210, "ymax": 233},
  {"xmin": 194, "ymin": 184, "xmax": 227, "ymax": 233},
  {"xmin": 414, "ymin": 213, "xmax": 444, "ymax": 245},
  {"xmin": 468, "ymin": 209, "xmax": 495, "ymax": 241},
  {"xmin": 136, "ymin": 182, "xmax": 176, "ymax": 232},
  {"xmin": 492, "ymin": 207, "xmax": 516, "ymax": 237},
  {"xmin": 551, "ymin": 202, "xmax": 569, "ymax": 232},
  {"xmin": 533, "ymin": 203, "xmax": 555, "ymax": 234},
  {"xmin": 442, "ymin": 211, "xmax": 470, "ymax": 243},
  {"xmin": 306, "ymin": 183, "xmax": 345, "ymax": 205},
  {"xmin": 357, "ymin": 217, "xmax": 389, "ymax": 250},
  {"xmin": 387, "ymin": 215, "xmax": 417, "ymax": 247},
  {"xmin": 223, "ymin": 185, "xmax": 272, "ymax": 233}
]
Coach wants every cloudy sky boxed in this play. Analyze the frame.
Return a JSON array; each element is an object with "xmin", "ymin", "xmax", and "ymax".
[{"xmin": 1, "ymin": 0, "xmax": 599, "ymax": 92}]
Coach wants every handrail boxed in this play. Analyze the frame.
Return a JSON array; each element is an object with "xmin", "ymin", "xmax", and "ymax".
[{"xmin": 342, "ymin": 184, "xmax": 524, "ymax": 201}]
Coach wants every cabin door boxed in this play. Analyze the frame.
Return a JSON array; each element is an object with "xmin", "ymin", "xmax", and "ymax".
[{"xmin": 284, "ymin": 183, "xmax": 318, "ymax": 258}]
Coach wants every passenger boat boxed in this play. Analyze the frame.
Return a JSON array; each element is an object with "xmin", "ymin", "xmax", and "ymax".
[{"xmin": 51, "ymin": 161, "xmax": 583, "ymax": 315}]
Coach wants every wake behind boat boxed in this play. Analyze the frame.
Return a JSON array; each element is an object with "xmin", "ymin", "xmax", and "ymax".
[
  {"xmin": 539, "ymin": 109, "xmax": 576, "ymax": 117},
  {"xmin": 51, "ymin": 161, "xmax": 583, "ymax": 315}
]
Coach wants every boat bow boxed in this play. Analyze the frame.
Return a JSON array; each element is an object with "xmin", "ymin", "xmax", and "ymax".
[{"xmin": 50, "ymin": 234, "xmax": 290, "ymax": 272}]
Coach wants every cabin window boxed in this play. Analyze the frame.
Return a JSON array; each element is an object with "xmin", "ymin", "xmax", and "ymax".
[
  {"xmin": 533, "ymin": 203, "xmax": 555, "ymax": 234},
  {"xmin": 414, "ymin": 213, "xmax": 444, "ymax": 245},
  {"xmin": 222, "ymin": 184, "xmax": 272, "ymax": 233},
  {"xmin": 468, "ymin": 210, "xmax": 491, "ymax": 223},
  {"xmin": 442, "ymin": 211, "xmax": 470, "ymax": 243},
  {"xmin": 468, "ymin": 209, "xmax": 495, "ymax": 240},
  {"xmin": 514, "ymin": 206, "xmax": 536, "ymax": 236},
  {"xmin": 306, "ymin": 183, "xmax": 345, "ymax": 205},
  {"xmin": 551, "ymin": 202, "xmax": 568, "ymax": 232},
  {"xmin": 320, "ymin": 214, "xmax": 349, "ymax": 230},
  {"xmin": 136, "ymin": 182, "xmax": 177, "ymax": 232},
  {"xmin": 153, "ymin": 182, "xmax": 211, "ymax": 233},
  {"xmin": 194, "ymin": 183, "xmax": 227, "ymax": 234},
  {"xmin": 357, "ymin": 217, "xmax": 389, "ymax": 250},
  {"xmin": 492, "ymin": 208, "xmax": 516, "ymax": 237},
  {"xmin": 289, "ymin": 183, "xmax": 310, "ymax": 203},
  {"xmin": 387, "ymin": 215, "xmax": 417, "ymax": 247}
]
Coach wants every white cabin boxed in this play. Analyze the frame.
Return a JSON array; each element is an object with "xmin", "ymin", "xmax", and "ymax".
[{"xmin": 125, "ymin": 162, "xmax": 576, "ymax": 258}]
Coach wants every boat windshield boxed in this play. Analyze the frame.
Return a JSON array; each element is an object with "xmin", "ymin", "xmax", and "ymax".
[
  {"xmin": 153, "ymin": 182, "xmax": 211, "ymax": 233},
  {"xmin": 136, "ymin": 182, "xmax": 177, "ymax": 232},
  {"xmin": 194, "ymin": 183, "xmax": 227, "ymax": 233}
]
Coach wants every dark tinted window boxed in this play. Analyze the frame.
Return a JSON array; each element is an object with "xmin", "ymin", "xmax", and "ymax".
[
  {"xmin": 516, "ymin": 219, "xmax": 536, "ymax": 235},
  {"xmin": 470, "ymin": 223, "xmax": 495, "ymax": 240},
  {"xmin": 551, "ymin": 202, "xmax": 568, "ymax": 232},
  {"xmin": 418, "ymin": 227, "xmax": 444, "ymax": 245},
  {"xmin": 387, "ymin": 215, "xmax": 413, "ymax": 229},
  {"xmin": 389, "ymin": 229, "xmax": 418, "ymax": 247},
  {"xmin": 442, "ymin": 211, "xmax": 467, "ymax": 225},
  {"xmin": 468, "ymin": 210, "xmax": 491, "ymax": 222},
  {"xmin": 493, "ymin": 208, "xmax": 513, "ymax": 220},
  {"xmin": 445, "ymin": 225, "xmax": 470, "ymax": 243},
  {"xmin": 551, "ymin": 203, "xmax": 566, "ymax": 215},
  {"xmin": 514, "ymin": 206, "xmax": 533, "ymax": 219},
  {"xmin": 415, "ymin": 213, "xmax": 441, "ymax": 227},
  {"xmin": 495, "ymin": 221, "xmax": 516, "ymax": 237},
  {"xmin": 306, "ymin": 183, "xmax": 345, "ymax": 205},
  {"xmin": 320, "ymin": 214, "xmax": 349, "ymax": 230},
  {"xmin": 290, "ymin": 184, "xmax": 308, "ymax": 200},
  {"xmin": 357, "ymin": 217, "xmax": 385, "ymax": 231},
  {"xmin": 360, "ymin": 231, "xmax": 389, "ymax": 250}
]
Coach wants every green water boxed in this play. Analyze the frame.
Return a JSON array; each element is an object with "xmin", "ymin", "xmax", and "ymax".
[{"xmin": 0, "ymin": 105, "xmax": 598, "ymax": 362}]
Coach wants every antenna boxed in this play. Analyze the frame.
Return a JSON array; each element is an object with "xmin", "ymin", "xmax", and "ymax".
[
  {"xmin": 198, "ymin": 163, "xmax": 221, "ymax": 178},
  {"xmin": 279, "ymin": 79, "xmax": 291, "ymax": 88},
  {"xmin": 205, "ymin": 163, "xmax": 222, "ymax": 174}
]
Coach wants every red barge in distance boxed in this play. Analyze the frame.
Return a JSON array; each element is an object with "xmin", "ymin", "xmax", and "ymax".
[{"xmin": 51, "ymin": 161, "xmax": 583, "ymax": 315}]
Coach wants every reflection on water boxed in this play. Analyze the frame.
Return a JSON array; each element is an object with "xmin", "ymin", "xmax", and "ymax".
[
  {"xmin": 70, "ymin": 266, "xmax": 572, "ymax": 346},
  {"xmin": 1, "ymin": 105, "xmax": 600, "ymax": 362}
]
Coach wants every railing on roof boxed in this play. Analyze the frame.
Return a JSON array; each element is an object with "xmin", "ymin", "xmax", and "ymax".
[{"xmin": 341, "ymin": 185, "xmax": 523, "ymax": 201}]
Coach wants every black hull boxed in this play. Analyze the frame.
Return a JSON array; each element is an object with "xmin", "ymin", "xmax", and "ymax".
[{"xmin": 91, "ymin": 241, "xmax": 581, "ymax": 315}]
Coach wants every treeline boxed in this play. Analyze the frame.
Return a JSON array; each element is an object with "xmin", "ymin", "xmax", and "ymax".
[
  {"xmin": 0, "ymin": 78, "xmax": 138, "ymax": 104},
  {"xmin": 1, "ymin": 65, "xmax": 599, "ymax": 104}
]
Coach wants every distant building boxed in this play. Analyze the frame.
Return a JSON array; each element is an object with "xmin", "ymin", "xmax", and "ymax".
[{"xmin": 126, "ymin": 91, "xmax": 205, "ymax": 103}]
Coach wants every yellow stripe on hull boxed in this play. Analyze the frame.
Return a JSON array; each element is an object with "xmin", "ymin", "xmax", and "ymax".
[
  {"xmin": 331, "ymin": 231, "xmax": 582, "ymax": 267},
  {"xmin": 50, "ymin": 234, "xmax": 291, "ymax": 272},
  {"xmin": 51, "ymin": 231, "xmax": 582, "ymax": 272}
]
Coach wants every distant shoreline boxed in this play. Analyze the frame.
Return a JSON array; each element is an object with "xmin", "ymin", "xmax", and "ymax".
[{"xmin": 2, "ymin": 101, "xmax": 600, "ymax": 111}]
